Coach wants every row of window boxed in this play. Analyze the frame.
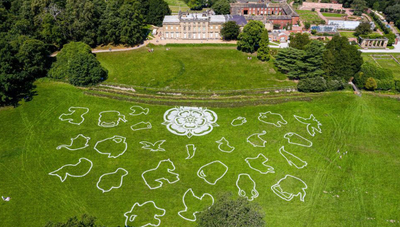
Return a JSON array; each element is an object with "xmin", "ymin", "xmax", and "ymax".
[
  {"xmin": 164, "ymin": 32, "xmax": 220, "ymax": 39},
  {"xmin": 165, "ymin": 25, "xmax": 220, "ymax": 30}
]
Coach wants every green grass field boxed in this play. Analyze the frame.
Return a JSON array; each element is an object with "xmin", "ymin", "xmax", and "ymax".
[
  {"xmin": 362, "ymin": 53, "xmax": 400, "ymax": 80},
  {"xmin": 296, "ymin": 10, "xmax": 323, "ymax": 23},
  {"xmin": 1, "ymin": 81, "xmax": 400, "ymax": 226},
  {"xmin": 96, "ymin": 45, "xmax": 294, "ymax": 91},
  {"xmin": 321, "ymin": 13, "xmax": 344, "ymax": 18},
  {"xmin": 164, "ymin": 0, "xmax": 189, "ymax": 13},
  {"xmin": 340, "ymin": 32, "xmax": 356, "ymax": 38}
]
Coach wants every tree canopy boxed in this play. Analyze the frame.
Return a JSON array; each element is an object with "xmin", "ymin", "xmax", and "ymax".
[
  {"xmin": 323, "ymin": 35, "xmax": 363, "ymax": 81},
  {"xmin": 220, "ymin": 21, "xmax": 240, "ymax": 41},
  {"xmin": 257, "ymin": 30, "xmax": 270, "ymax": 61},
  {"xmin": 197, "ymin": 193, "xmax": 266, "ymax": 227},
  {"xmin": 237, "ymin": 20, "xmax": 265, "ymax": 53},
  {"xmin": 48, "ymin": 42, "xmax": 107, "ymax": 86},
  {"xmin": 212, "ymin": 0, "xmax": 231, "ymax": 15},
  {"xmin": 354, "ymin": 22, "xmax": 372, "ymax": 36},
  {"xmin": 289, "ymin": 33, "xmax": 311, "ymax": 50}
]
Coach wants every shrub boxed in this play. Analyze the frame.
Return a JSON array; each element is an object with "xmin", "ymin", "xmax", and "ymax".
[
  {"xmin": 311, "ymin": 29, "xmax": 317, "ymax": 35},
  {"xmin": 395, "ymin": 80, "xmax": 400, "ymax": 92},
  {"xmin": 320, "ymin": 8, "xmax": 325, "ymax": 12},
  {"xmin": 353, "ymin": 72, "xmax": 366, "ymax": 89},
  {"xmin": 312, "ymin": 8, "xmax": 315, "ymax": 11},
  {"xmin": 297, "ymin": 77, "xmax": 327, "ymax": 92},
  {"xmin": 365, "ymin": 77, "xmax": 377, "ymax": 91},
  {"xmin": 327, "ymin": 79, "xmax": 345, "ymax": 91},
  {"xmin": 361, "ymin": 62, "xmax": 394, "ymax": 80},
  {"xmin": 305, "ymin": 22, "xmax": 311, "ymax": 30},
  {"xmin": 376, "ymin": 79, "xmax": 395, "ymax": 90}
]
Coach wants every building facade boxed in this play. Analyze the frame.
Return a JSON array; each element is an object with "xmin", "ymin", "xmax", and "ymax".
[
  {"xmin": 161, "ymin": 11, "xmax": 246, "ymax": 40},
  {"xmin": 230, "ymin": 1, "xmax": 299, "ymax": 28}
]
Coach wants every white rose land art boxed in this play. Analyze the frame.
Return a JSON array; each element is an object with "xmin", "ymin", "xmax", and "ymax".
[{"xmin": 162, "ymin": 107, "xmax": 219, "ymax": 138}]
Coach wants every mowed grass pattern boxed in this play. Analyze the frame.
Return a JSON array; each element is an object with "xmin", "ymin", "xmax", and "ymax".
[
  {"xmin": 0, "ymin": 81, "xmax": 400, "ymax": 226},
  {"xmin": 96, "ymin": 46, "xmax": 293, "ymax": 91}
]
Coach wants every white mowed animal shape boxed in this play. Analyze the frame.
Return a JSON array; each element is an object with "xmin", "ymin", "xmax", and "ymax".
[
  {"xmin": 140, "ymin": 140, "xmax": 166, "ymax": 152},
  {"xmin": 197, "ymin": 160, "xmax": 228, "ymax": 185},
  {"xmin": 129, "ymin": 105, "xmax": 150, "ymax": 116},
  {"xmin": 94, "ymin": 135, "xmax": 128, "ymax": 158},
  {"xmin": 178, "ymin": 188, "xmax": 214, "ymax": 222},
  {"xmin": 258, "ymin": 111, "xmax": 287, "ymax": 127},
  {"xmin": 215, "ymin": 137, "xmax": 235, "ymax": 153},
  {"xmin": 49, "ymin": 158, "xmax": 93, "ymax": 182},
  {"xmin": 59, "ymin": 107, "xmax": 89, "ymax": 125},
  {"xmin": 142, "ymin": 159, "xmax": 180, "ymax": 190},
  {"xmin": 247, "ymin": 131, "xmax": 268, "ymax": 148},
  {"xmin": 185, "ymin": 144, "xmax": 196, "ymax": 160},
  {"xmin": 124, "ymin": 201, "xmax": 166, "ymax": 227},
  {"xmin": 279, "ymin": 146, "xmax": 307, "ymax": 169},
  {"xmin": 283, "ymin": 132, "xmax": 313, "ymax": 148},
  {"xmin": 56, "ymin": 134, "xmax": 90, "ymax": 151},
  {"xmin": 98, "ymin": 111, "xmax": 127, "ymax": 128},
  {"xmin": 293, "ymin": 114, "xmax": 322, "ymax": 137},
  {"xmin": 131, "ymin": 121, "xmax": 152, "ymax": 131},
  {"xmin": 96, "ymin": 168, "xmax": 128, "ymax": 193},
  {"xmin": 236, "ymin": 173, "xmax": 259, "ymax": 201},
  {"xmin": 245, "ymin": 153, "xmax": 275, "ymax": 174},
  {"xmin": 271, "ymin": 175, "xmax": 308, "ymax": 202},
  {"xmin": 231, "ymin": 116, "xmax": 247, "ymax": 126}
]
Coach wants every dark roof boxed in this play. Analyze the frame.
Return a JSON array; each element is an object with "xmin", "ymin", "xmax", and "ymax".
[{"xmin": 228, "ymin": 15, "xmax": 248, "ymax": 26}]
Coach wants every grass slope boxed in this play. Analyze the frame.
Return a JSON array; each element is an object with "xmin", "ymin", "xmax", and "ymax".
[
  {"xmin": 96, "ymin": 46, "xmax": 293, "ymax": 91},
  {"xmin": 0, "ymin": 81, "xmax": 400, "ymax": 226}
]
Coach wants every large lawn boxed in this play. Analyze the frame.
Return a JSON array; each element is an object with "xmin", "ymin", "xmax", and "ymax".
[
  {"xmin": 321, "ymin": 13, "xmax": 344, "ymax": 18},
  {"xmin": 96, "ymin": 45, "xmax": 294, "ymax": 91},
  {"xmin": 0, "ymin": 81, "xmax": 400, "ymax": 226},
  {"xmin": 296, "ymin": 10, "xmax": 323, "ymax": 23}
]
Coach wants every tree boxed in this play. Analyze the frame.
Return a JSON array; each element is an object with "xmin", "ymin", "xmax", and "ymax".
[
  {"xmin": 351, "ymin": 0, "xmax": 367, "ymax": 15},
  {"xmin": 45, "ymin": 214, "xmax": 101, "ymax": 227},
  {"xmin": 48, "ymin": 42, "xmax": 107, "ymax": 86},
  {"xmin": 212, "ymin": 0, "xmax": 230, "ymax": 15},
  {"xmin": 354, "ymin": 22, "xmax": 372, "ymax": 36},
  {"xmin": 275, "ymin": 40, "xmax": 325, "ymax": 79},
  {"xmin": 68, "ymin": 52, "xmax": 108, "ymax": 86},
  {"xmin": 220, "ymin": 21, "xmax": 240, "ymax": 40},
  {"xmin": 188, "ymin": 0, "xmax": 203, "ymax": 10},
  {"xmin": 146, "ymin": 0, "xmax": 171, "ymax": 26},
  {"xmin": 365, "ymin": 77, "xmax": 377, "ymax": 90},
  {"xmin": 16, "ymin": 38, "xmax": 50, "ymax": 78},
  {"xmin": 289, "ymin": 32, "xmax": 311, "ymax": 50},
  {"xmin": 197, "ymin": 193, "xmax": 265, "ymax": 227},
  {"xmin": 304, "ymin": 22, "xmax": 311, "ymax": 30},
  {"xmin": 119, "ymin": 1, "xmax": 146, "ymax": 46},
  {"xmin": 372, "ymin": 1, "xmax": 379, "ymax": 10},
  {"xmin": 323, "ymin": 35, "xmax": 363, "ymax": 81},
  {"xmin": 385, "ymin": 4, "xmax": 400, "ymax": 26},
  {"xmin": 257, "ymin": 30, "xmax": 270, "ymax": 61},
  {"xmin": 0, "ymin": 36, "xmax": 50, "ymax": 107},
  {"xmin": 237, "ymin": 20, "xmax": 264, "ymax": 53}
]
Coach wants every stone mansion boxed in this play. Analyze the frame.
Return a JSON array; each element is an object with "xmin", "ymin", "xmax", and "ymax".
[{"xmin": 161, "ymin": 11, "xmax": 246, "ymax": 40}]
